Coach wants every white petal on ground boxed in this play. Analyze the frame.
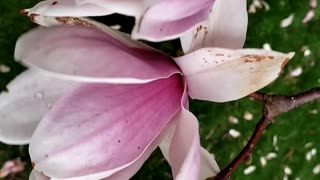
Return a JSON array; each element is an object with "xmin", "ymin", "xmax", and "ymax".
[
  {"xmin": 310, "ymin": 0, "xmax": 318, "ymax": 8},
  {"xmin": 290, "ymin": 67, "xmax": 303, "ymax": 77},
  {"xmin": 302, "ymin": 10, "xmax": 315, "ymax": 23},
  {"xmin": 265, "ymin": 152, "xmax": 277, "ymax": 160},
  {"xmin": 244, "ymin": 111, "xmax": 253, "ymax": 121},
  {"xmin": 284, "ymin": 165, "xmax": 292, "ymax": 175},
  {"xmin": 280, "ymin": 14, "xmax": 294, "ymax": 28},
  {"xmin": 0, "ymin": 65, "xmax": 10, "ymax": 73},
  {"xmin": 262, "ymin": 43, "xmax": 272, "ymax": 51},
  {"xmin": 228, "ymin": 129, "xmax": 241, "ymax": 138},
  {"xmin": 313, "ymin": 164, "xmax": 320, "ymax": 174},
  {"xmin": 228, "ymin": 116, "xmax": 239, "ymax": 124},
  {"xmin": 260, "ymin": 157, "xmax": 267, "ymax": 167},
  {"xmin": 243, "ymin": 165, "xmax": 256, "ymax": 175}
]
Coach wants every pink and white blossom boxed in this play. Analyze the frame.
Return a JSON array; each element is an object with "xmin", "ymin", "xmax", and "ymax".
[
  {"xmin": 0, "ymin": 17, "xmax": 293, "ymax": 179},
  {"xmin": 22, "ymin": 0, "xmax": 247, "ymax": 43}
]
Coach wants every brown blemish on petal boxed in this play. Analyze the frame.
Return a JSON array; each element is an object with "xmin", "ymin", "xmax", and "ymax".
[
  {"xmin": 281, "ymin": 58, "xmax": 290, "ymax": 70},
  {"xmin": 194, "ymin": 26, "xmax": 201, "ymax": 38},
  {"xmin": 242, "ymin": 55, "xmax": 267, "ymax": 63},
  {"xmin": 52, "ymin": 1, "xmax": 58, "ymax": 5},
  {"xmin": 20, "ymin": 9, "xmax": 28, "ymax": 16},
  {"xmin": 55, "ymin": 17, "xmax": 101, "ymax": 31},
  {"xmin": 194, "ymin": 25, "xmax": 209, "ymax": 38},
  {"xmin": 278, "ymin": 58, "xmax": 290, "ymax": 76},
  {"xmin": 31, "ymin": 162, "xmax": 35, "ymax": 168},
  {"xmin": 215, "ymin": 54, "xmax": 224, "ymax": 56}
]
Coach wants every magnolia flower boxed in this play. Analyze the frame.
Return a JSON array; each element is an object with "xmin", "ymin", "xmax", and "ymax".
[
  {"xmin": 22, "ymin": 0, "xmax": 247, "ymax": 43},
  {"xmin": 0, "ymin": 17, "xmax": 293, "ymax": 179}
]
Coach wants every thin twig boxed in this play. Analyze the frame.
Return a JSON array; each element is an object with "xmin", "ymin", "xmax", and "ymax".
[{"xmin": 209, "ymin": 88, "xmax": 320, "ymax": 180}]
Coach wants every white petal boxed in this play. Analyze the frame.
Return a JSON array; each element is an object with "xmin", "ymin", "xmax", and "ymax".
[
  {"xmin": 0, "ymin": 70, "xmax": 74, "ymax": 145},
  {"xmin": 175, "ymin": 48, "xmax": 295, "ymax": 102},
  {"xmin": 30, "ymin": 169, "xmax": 50, "ymax": 180},
  {"xmin": 169, "ymin": 109, "xmax": 201, "ymax": 180},
  {"xmin": 25, "ymin": 0, "xmax": 112, "ymax": 17},
  {"xmin": 180, "ymin": 0, "xmax": 248, "ymax": 53},
  {"xmin": 76, "ymin": 0, "xmax": 144, "ymax": 16},
  {"xmin": 24, "ymin": 16, "xmax": 154, "ymax": 50},
  {"xmin": 159, "ymin": 87, "xmax": 220, "ymax": 180},
  {"xmin": 199, "ymin": 148, "xmax": 220, "ymax": 179},
  {"xmin": 160, "ymin": 137, "xmax": 220, "ymax": 180}
]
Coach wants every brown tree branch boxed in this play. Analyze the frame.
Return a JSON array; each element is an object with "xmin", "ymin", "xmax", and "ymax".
[{"xmin": 208, "ymin": 88, "xmax": 320, "ymax": 180}]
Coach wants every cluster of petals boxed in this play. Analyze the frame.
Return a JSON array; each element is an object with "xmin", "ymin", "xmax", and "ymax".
[
  {"xmin": 0, "ymin": 0, "xmax": 295, "ymax": 179},
  {"xmin": 23, "ymin": 0, "xmax": 247, "ymax": 46}
]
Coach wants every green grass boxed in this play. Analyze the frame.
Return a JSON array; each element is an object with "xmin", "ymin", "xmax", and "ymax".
[{"xmin": 1, "ymin": 0, "xmax": 320, "ymax": 179}]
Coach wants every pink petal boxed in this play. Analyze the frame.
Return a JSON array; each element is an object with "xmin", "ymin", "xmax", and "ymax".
[
  {"xmin": 181, "ymin": 0, "xmax": 248, "ymax": 53},
  {"xmin": 34, "ymin": 126, "xmax": 169, "ymax": 180},
  {"xmin": 132, "ymin": 0, "xmax": 215, "ymax": 41},
  {"xmin": 33, "ymin": 122, "xmax": 173, "ymax": 180},
  {"xmin": 175, "ymin": 48, "xmax": 295, "ymax": 102},
  {"xmin": 168, "ymin": 109, "xmax": 201, "ymax": 179},
  {"xmin": 159, "ymin": 80, "xmax": 219, "ymax": 179},
  {"xmin": 0, "ymin": 70, "xmax": 74, "ymax": 145},
  {"xmin": 25, "ymin": 0, "xmax": 111, "ymax": 17},
  {"xmin": 103, "ymin": 122, "xmax": 175, "ymax": 180},
  {"xmin": 159, "ymin": 110, "xmax": 220, "ymax": 180},
  {"xmin": 15, "ymin": 25, "xmax": 179, "ymax": 83},
  {"xmin": 29, "ymin": 75, "xmax": 183, "ymax": 179},
  {"xmin": 26, "ymin": 16, "xmax": 154, "ymax": 51}
]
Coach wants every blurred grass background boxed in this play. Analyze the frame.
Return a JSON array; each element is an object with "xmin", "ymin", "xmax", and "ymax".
[{"xmin": 1, "ymin": 0, "xmax": 320, "ymax": 179}]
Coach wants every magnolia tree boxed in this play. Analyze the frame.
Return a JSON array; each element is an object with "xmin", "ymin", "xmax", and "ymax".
[{"xmin": 0, "ymin": 0, "xmax": 318, "ymax": 179}]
